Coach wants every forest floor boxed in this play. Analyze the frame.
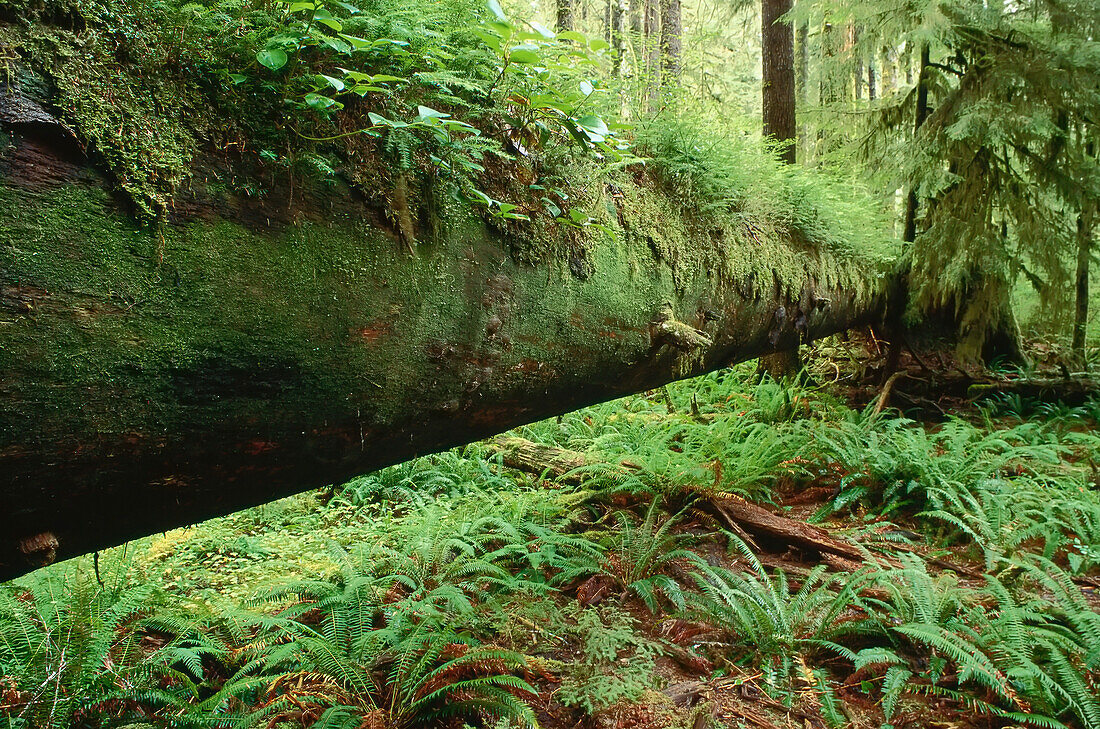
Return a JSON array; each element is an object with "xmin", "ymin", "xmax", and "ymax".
[{"xmin": 2, "ymin": 335, "xmax": 1099, "ymax": 729}]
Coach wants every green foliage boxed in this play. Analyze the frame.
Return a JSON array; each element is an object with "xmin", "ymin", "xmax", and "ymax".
[
  {"xmin": 5, "ymin": 368, "xmax": 1098, "ymax": 729},
  {"xmin": 0, "ymin": 557, "xmax": 230, "ymax": 729},
  {"xmin": 794, "ymin": 0, "xmax": 1100, "ymax": 360},
  {"xmin": 847, "ymin": 555, "xmax": 1100, "ymax": 729},
  {"xmin": 597, "ymin": 500, "xmax": 708, "ymax": 612},
  {"xmin": 805, "ymin": 408, "xmax": 1100, "ymax": 572},
  {"xmin": 556, "ymin": 605, "xmax": 662, "ymax": 715},
  {"xmin": 242, "ymin": 589, "xmax": 539, "ymax": 728},
  {"xmin": 635, "ymin": 112, "xmax": 897, "ymax": 265},
  {"xmin": 686, "ymin": 539, "xmax": 869, "ymax": 692}
]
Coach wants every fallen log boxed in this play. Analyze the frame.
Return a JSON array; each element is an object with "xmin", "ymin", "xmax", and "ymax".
[
  {"xmin": 0, "ymin": 108, "xmax": 891, "ymax": 581},
  {"xmin": 489, "ymin": 437, "xmax": 895, "ymax": 569}
]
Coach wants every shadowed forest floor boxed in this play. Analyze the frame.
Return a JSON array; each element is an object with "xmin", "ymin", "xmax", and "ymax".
[{"xmin": 3, "ymin": 342, "xmax": 1100, "ymax": 729}]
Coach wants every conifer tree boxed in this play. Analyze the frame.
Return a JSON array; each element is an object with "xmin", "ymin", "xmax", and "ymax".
[{"xmin": 795, "ymin": 0, "xmax": 1100, "ymax": 364}]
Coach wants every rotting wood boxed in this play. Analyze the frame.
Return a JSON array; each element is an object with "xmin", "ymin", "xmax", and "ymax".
[
  {"xmin": 489, "ymin": 437, "xmax": 898, "ymax": 568},
  {"xmin": 0, "ymin": 112, "xmax": 892, "ymax": 580}
]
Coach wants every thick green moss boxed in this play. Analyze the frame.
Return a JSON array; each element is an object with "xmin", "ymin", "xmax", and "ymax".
[{"xmin": 0, "ymin": 168, "xmax": 886, "ymax": 450}]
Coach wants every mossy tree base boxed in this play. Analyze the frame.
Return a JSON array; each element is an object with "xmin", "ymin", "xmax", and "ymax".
[{"xmin": 0, "ymin": 126, "xmax": 891, "ymax": 580}]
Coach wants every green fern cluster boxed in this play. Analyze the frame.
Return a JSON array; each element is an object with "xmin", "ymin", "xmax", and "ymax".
[
  {"xmin": 685, "ymin": 536, "xmax": 872, "ymax": 692},
  {"xmin": 0, "ymin": 557, "xmax": 240, "ymax": 729},
  {"xmin": 839, "ymin": 555, "xmax": 1100, "ymax": 729}
]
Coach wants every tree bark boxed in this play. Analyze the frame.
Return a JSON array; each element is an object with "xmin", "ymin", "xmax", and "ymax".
[
  {"xmin": 903, "ymin": 44, "xmax": 930, "ymax": 245},
  {"xmin": 645, "ymin": 0, "xmax": 661, "ymax": 110},
  {"xmin": 1072, "ymin": 203, "xmax": 1094, "ymax": 364},
  {"xmin": 758, "ymin": 0, "xmax": 798, "ymax": 378},
  {"xmin": 629, "ymin": 0, "xmax": 643, "ymax": 35},
  {"xmin": 610, "ymin": 0, "xmax": 627, "ymax": 77},
  {"xmin": 796, "ymin": 21, "xmax": 809, "ymax": 158},
  {"xmin": 851, "ymin": 26, "xmax": 863, "ymax": 100},
  {"xmin": 556, "ymin": 0, "xmax": 574, "ymax": 32},
  {"xmin": 659, "ymin": 0, "xmax": 681, "ymax": 89},
  {"xmin": 0, "ymin": 113, "xmax": 892, "ymax": 582},
  {"xmin": 761, "ymin": 0, "xmax": 795, "ymax": 164}
]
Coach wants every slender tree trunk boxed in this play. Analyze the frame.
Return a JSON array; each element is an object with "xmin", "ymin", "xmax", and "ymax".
[
  {"xmin": 645, "ymin": 0, "xmax": 661, "ymax": 109},
  {"xmin": 884, "ymin": 45, "xmax": 931, "ymax": 379},
  {"xmin": 762, "ymin": 0, "xmax": 795, "ymax": 163},
  {"xmin": 659, "ymin": 0, "xmax": 681, "ymax": 89},
  {"xmin": 903, "ymin": 45, "xmax": 930, "ymax": 244},
  {"xmin": 867, "ymin": 57, "xmax": 876, "ymax": 101},
  {"xmin": 629, "ymin": 0, "xmax": 643, "ymax": 34},
  {"xmin": 851, "ymin": 26, "xmax": 863, "ymax": 100},
  {"xmin": 758, "ymin": 0, "xmax": 798, "ymax": 377},
  {"xmin": 1072, "ymin": 203, "xmax": 1095, "ymax": 364},
  {"xmin": 796, "ymin": 21, "xmax": 809, "ymax": 158},
  {"xmin": 880, "ymin": 46, "xmax": 894, "ymax": 95},
  {"xmin": 611, "ymin": 0, "xmax": 627, "ymax": 76},
  {"xmin": 556, "ymin": 0, "xmax": 573, "ymax": 32}
]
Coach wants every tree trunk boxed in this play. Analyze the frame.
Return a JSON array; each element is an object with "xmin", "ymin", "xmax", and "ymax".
[
  {"xmin": 0, "ymin": 123, "xmax": 893, "ymax": 580},
  {"xmin": 851, "ymin": 26, "xmax": 863, "ymax": 100},
  {"xmin": 1072, "ymin": 203, "xmax": 1095, "ymax": 364},
  {"xmin": 557, "ymin": 0, "xmax": 573, "ymax": 32},
  {"xmin": 758, "ymin": 0, "xmax": 798, "ymax": 378},
  {"xmin": 610, "ymin": 0, "xmax": 627, "ymax": 76},
  {"xmin": 796, "ymin": 21, "xmax": 809, "ymax": 158},
  {"xmin": 629, "ymin": 0, "xmax": 643, "ymax": 35},
  {"xmin": 902, "ymin": 44, "xmax": 930, "ymax": 244},
  {"xmin": 645, "ymin": 0, "xmax": 661, "ymax": 110},
  {"xmin": 659, "ymin": 0, "xmax": 681, "ymax": 89},
  {"xmin": 761, "ymin": 0, "xmax": 795, "ymax": 164}
]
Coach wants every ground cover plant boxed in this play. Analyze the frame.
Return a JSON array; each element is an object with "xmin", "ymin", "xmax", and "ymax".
[
  {"xmin": 3, "ymin": 360, "xmax": 1099, "ymax": 729},
  {"xmin": 2, "ymin": 0, "xmax": 1099, "ymax": 727}
]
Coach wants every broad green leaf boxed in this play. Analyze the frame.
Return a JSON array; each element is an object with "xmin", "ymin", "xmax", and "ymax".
[
  {"xmin": 318, "ymin": 35, "xmax": 352, "ymax": 53},
  {"xmin": 487, "ymin": 0, "xmax": 507, "ymax": 22},
  {"xmin": 416, "ymin": 105, "xmax": 450, "ymax": 119},
  {"xmin": 256, "ymin": 47, "xmax": 288, "ymax": 70},
  {"xmin": 349, "ymin": 85, "xmax": 388, "ymax": 95},
  {"xmin": 318, "ymin": 74, "xmax": 345, "ymax": 91},
  {"xmin": 531, "ymin": 21, "xmax": 555, "ymax": 39},
  {"xmin": 338, "ymin": 33, "xmax": 371, "ymax": 50},
  {"xmin": 287, "ymin": 1, "xmax": 315, "ymax": 12},
  {"xmin": 314, "ymin": 16, "xmax": 343, "ymax": 31},
  {"xmin": 579, "ymin": 80, "xmax": 593, "ymax": 96},
  {"xmin": 312, "ymin": 9, "xmax": 342, "ymax": 30},
  {"xmin": 576, "ymin": 114, "xmax": 609, "ymax": 141},
  {"xmin": 589, "ymin": 38, "xmax": 609, "ymax": 52},
  {"xmin": 557, "ymin": 30, "xmax": 586, "ymax": 43},
  {"xmin": 228, "ymin": 73, "xmax": 248, "ymax": 84},
  {"xmin": 473, "ymin": 29, "xmax": 504, "ymax": 52},
  {"xmin": 509, "ymin": 48, "xmax": 540, "ymax": 64},
  {"xmin": 304, "ymin": 92, "xmax": 337, "ymax": 110},
  {"xmin": 372, "ymin": 38, "xmax": 410, "ymax": 48}
]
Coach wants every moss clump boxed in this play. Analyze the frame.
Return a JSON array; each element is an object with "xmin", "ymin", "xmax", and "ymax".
[{"xmin": 0, "ymin": 0, "xmax": 263, "ymax": 217}]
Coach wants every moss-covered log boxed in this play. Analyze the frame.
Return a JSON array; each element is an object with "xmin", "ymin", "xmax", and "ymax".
[{"xmin": 0, "ymin": 116, "xmax": 891, "ymax": 580}]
